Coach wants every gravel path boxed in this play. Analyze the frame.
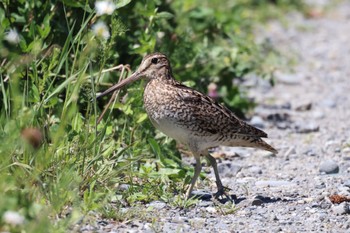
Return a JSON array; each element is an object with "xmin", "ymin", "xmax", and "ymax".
[{"xmin": 82, "ymin": 1, "xmax": 350, "ymax": 232}]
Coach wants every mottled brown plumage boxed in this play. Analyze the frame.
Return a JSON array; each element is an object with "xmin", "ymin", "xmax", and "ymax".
[{"xmin": 97, "ymin": 52, "xmax": 277, "ymax": 199}]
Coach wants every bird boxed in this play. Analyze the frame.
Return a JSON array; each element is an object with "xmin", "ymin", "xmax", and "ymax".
[{"xmin": 97, "ymin": 52, "xmax": 277, "ymax": 200}]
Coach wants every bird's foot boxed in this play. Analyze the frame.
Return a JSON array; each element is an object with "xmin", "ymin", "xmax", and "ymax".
[{"xmin": 213, "ymin": 187, "xmax": 235, "ymax": 203}]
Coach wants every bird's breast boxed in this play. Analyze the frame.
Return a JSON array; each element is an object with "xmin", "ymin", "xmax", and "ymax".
[{"xmin": 143, "ymin": 81, "xmax": 192, "ymax": 144}]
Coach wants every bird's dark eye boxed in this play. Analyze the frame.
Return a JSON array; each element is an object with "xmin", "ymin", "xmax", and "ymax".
[{"xmin": 151, "ymin": 58, "xmax": 158, "ymax": 64}]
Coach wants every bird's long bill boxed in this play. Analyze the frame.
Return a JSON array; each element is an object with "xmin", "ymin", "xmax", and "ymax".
[{"xmin": 96, "ymin": 71, "xmax": 142, "ymax": 99}]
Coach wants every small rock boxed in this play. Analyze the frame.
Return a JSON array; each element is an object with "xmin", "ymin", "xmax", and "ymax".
[
  {"xmin": 250, "ymin": 116, "xmax": 265, "ymax": 129},
  {"xmin": 217, "ymin": 162, "xmax": 242, "ymax": 178},
  {"xmin": 342, "ymin": 147, "xmax": 350, "ymax": 155},
  {"xmin": 281, "ymin": 102, "xmax": 292, "ymax": 110},
  {"xmin": 304, "ymin": 148, "xmax": 317, "ymax": 156},
  {"xmin": 276, "ymin": 122, "xmax": 289, "ymax": 130},
  {"xmin": 251, "ymin": 197, "xmax": 264, "ymax": 206},
  {"xmin": 206, "ymin": 206, "xmax": 217, "ymax": 213},
  {"xmin": 197, "ymin": 200, "xmax": 212, "ymax": 207},
  {"xmin": 320, "ymin": 201, "xmax": 331, "ymax": 209},
  {"xmin": 148, "ymin": 201, "xmax": 166, "ymax": 210},
  {"xmin": 295, "ymin": 103, "xmax": 312, "ymax": 111},
  {"xmin": 271, "ymin": 215, "xmax": 279, "ymax": 221},
  {"xmin": 117, "ymin": 184, "xmax": 131, "ymax": 192},
  {"xmin": 319, "ymin": 160, "xmax": 339, "ymax": 174},
  {"xmin": 97, "ymin": 220, "xmax": 109, "ymax": 226},
  {"xmin": 251, "ymin": 195, "xmax": 277, "ymax": 205},
  {"xmin": 189, "ymin": 217, "xmax": 206, "ymax": 227},
  {"xmin": 320, "ymin": 99, "xmax": 337, "ymax": 108},
  {"xmin": 343, "ymin": 180, "xmax": 350, "ymax": 188},
  {"xmin": 311, "ymin": 202, "xmax": 320, "ymax": 208},
  {"xmin": 297, "ymin": 199, "xmax": 306, "ymax": 204},
  {"xmin": 276, "ymin": 73, "xmax": 302, "ymax": 85},
  {"xmin": 312, "ymin": 111, "xmax": 325, "ymax": 119},
  {"xmin": 315, "ymin": 183, "xmax": 326, "ymax": 189},
  {"xmin": 172, "ymin": 216, "xmax": 186, "ymax": 223},
  {"xmin": 332, "ymin": 203, "xmax": 350, "ymax": 215},
  {"xmin": 266, "ymin": 113, "xmax": 290, "ymax": 122},
  {"xmin": 294, "ymin": 122, "xmax": 319, "ymax": 133},
  {"xmin": 249, "ymin": 166, "xmax": 263, "ymax": 175}
]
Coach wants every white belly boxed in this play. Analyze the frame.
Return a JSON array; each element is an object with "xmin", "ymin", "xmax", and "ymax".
[
  {"xmin": 149, "ymin": 116, "xmax": 189, "ymax": 145},
  {"xmin": 148, "ymin": 114, "xmax": 220, "ymax": 152}
]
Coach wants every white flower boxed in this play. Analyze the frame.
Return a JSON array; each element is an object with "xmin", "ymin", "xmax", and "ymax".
[
  {"xmin": 92, "ymin": 21, "xmax": 110, "ymax": 40},
  {"xmin": 95, "ymin": 1, "xmax": 116, "ymax": 16},
  {"xmin": 5, "ymin": 28, "xmax": 20, "ymax": 45},
  {"xmin": 157, "ymin": 31, "xmax": 165, "ymax": 39},
  {"xmin": 2, "ymin": 211, "xmax": 25, "ymax": 226}
]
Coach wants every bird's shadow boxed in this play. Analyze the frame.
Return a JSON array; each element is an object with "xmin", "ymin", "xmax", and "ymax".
[{"xmin": 193, "ymin": 192, "xmax": 295, "ymax": 205}]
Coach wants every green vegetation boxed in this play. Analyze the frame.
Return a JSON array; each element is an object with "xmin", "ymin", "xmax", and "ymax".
[{"xmin": 0, "ymin": 0, "xmax": 304, "ymax": 231}]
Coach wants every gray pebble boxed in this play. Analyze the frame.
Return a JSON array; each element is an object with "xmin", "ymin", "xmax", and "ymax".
[
  {"xmin": 318, "ymin": 212, "xmax": 328, "ymax": 221},
  {"xmin": 320, "ymin": 201, "xmax": 331, "ymax": 209},
  {"xmin": 332, "ymin": 203, "xmax": 350, "ymax": 215},
  {"xmin": 320, "ymin": 99, "xmax": 337, "ymax": 108},
  {"xmin": 172, "ymin": 216, "xmax": 187, "ymax": 223},
  {"xmin": 97, "ymin": 220, "xmax": 109, "ymax": 226},
  {"xmin": 281, "ymin": 102, "xmax": 292, "ymax": 109},
  {"xmin": 304, "ymin": 148, "xmax": 317, "ymax": 156},
  {"xmin": 294, "ymin": 122, "xmax": 319, "ymax": 133},
  {"xmin": 319, "ymin": 160, "xmax": 339, "ymax": 174},
  {"xmin": 249, "ymin": 166, "xmax": 263, "ymax": 175},
  {"xmin": 343, "ymin": 180, "xmax": 350, "ymax": 188},
  {"xmin": 251, "ymin": 197, "xmax": 264, "ymax": 206},
  {"xmin": 197, "ymin": 200, "xmax": 212, "ymax": 207},
  {"xmin": 206, "ymin": 206, "xmax": 217, "ymax": 213},
  {"xmin": 276, "ymin": 122, "xmax": 289, "ymax": 130},
  {"xmin": 312, "ymin": 111, "xmax": 325, "ymax": 119},
  {"xmin": 250, "ymin": 116, "xmax": 265, "ymax": 129},
  {"xmin": 315, "ymin": 182, "xmax": 326, "ymax": 189},
  {"xmin": 117, "ymin": 184, "xmax": 131, "ymax": 192},
  {"xmin": 276, "ymin": 73, "xmax": 302, "ymax": 85},
  {"xmin": 311, "ymin": 202, "xmax": 320, "ymax": 208},
  {"xmin": 218, "ymin": 162, "xmax": 242, "ymax": 177},
  {"xmin": 266, "ymin": 112, "xmax": 291, "ymax": 122},
  {"xmin": 342, "ymin": 147, "xmax": 350, "ymax": 155},
  {"xmin": 147, "ymin": 200, "xmax": 166, "ymax": 210},
  {"xmin": 295, "ymin": 102, "xmax": 312, "ymax": 111}
]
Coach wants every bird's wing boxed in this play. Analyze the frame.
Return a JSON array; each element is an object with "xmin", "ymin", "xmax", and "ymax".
[{"xmin": 174, "ymin": 83, "xmax": 268, "ymax": 138}]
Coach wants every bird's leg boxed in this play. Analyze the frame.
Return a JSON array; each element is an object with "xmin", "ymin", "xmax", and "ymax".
[
  {"xmin": 185, "ymin": 156, "xmax": 202, "ymax": 199},
  {"xmin": 205, "ymin": 153, "xmax": 232, "ymax": 201}
]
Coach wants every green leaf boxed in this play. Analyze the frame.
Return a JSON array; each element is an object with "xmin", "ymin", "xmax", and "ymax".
[
  {"xmin": 156, "ymin": 11, "xmax": 174, "ymax": 19},
  {"xmin": 136, "ymin": 113, "xmax": 148, "ymax": 123},
  {"xmin": 148, "ymin": 138, "xmax": 161, "ymax": 158},
  {"xmin": 158, "ymin": 168, "xmax": 180, "ymax": 176},
  {"xmin": 115, "ymin": 0, "xmax": 131, "ymax": 9}
]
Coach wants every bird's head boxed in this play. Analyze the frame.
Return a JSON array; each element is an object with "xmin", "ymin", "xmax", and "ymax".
[{"xmin": 96, "ymin": 52, "xmax": 172, "ymax": 99}]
